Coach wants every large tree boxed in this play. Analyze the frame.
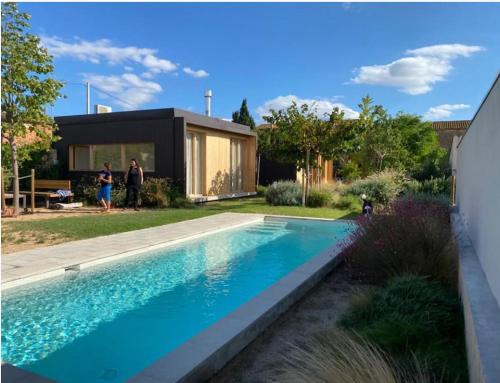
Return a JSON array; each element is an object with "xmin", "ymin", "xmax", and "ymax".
[
  {"xmin": 1, "ymin": 3, "xmax": 63, "ymax": 216},
  {"xmin": 232, "ymin": 98, "xmax": 256, "ymax": 130},
  {"xmin": 262, "ymin": 102, "xmax": 338, "ymax": 206}
]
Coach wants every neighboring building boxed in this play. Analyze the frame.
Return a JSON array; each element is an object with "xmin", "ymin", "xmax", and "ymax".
[
  {"xmin": 54, "ymin": 108, "xmax": 257, "ymax": 200},
  {"xmin": 432, "ymin": 120, "xmax": 470, "ymax": 176},
  {"xmin": 432, "ymin": 120, "xmax": 469, "ymax": 151}
]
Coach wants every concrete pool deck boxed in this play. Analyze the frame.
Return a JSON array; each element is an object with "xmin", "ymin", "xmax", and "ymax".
[{"xmin": 1, "ymin": 212, "xmax": 265, "ymax": 290}]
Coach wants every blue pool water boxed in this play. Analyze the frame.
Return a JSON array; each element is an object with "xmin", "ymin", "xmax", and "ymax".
[{"xmin": 2, "ymin": 218, "xmax": 353, "ymax": 383}]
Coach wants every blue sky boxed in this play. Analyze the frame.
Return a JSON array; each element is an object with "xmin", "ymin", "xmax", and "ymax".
[{"xmin": 22, "ymin": 2, "xmax": 500, "ymax": 122}]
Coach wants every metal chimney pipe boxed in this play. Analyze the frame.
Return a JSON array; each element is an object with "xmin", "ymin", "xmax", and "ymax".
[{"xmin": 204, "ymin": 89, "xmax": 212, "ymax": 117}]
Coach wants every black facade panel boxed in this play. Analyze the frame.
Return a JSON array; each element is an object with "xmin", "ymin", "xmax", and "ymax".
[{"xmin": 259, "ymin": 154, "xmax": 297, "ymax": 185}]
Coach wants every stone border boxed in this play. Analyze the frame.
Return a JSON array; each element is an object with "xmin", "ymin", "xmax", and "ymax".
[
  {"xmin": 127, "ymin": 232, "xmax": 348, "ymax": 383},
  {"xmin": 2, "ymin": 214, "xmax": 264, "ymax": 291},
  {"xmin": 451, "ymin": 209, "xmax": 500, "ymax": 383}
]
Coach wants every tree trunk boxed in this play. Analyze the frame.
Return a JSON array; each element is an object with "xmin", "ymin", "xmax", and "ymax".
[
  {"xmin": 301, "ymin": 166, "xmax": 306, "ymax": 207},
  {"xmin": 1, "ymin": 167, "xmax": 6, "ymax": 214},
  {"xmin": 304, "ymin": 149, "xmax": 310, "ymax": 207},
  {"xmin": 9, "ymin": 137, "xmax": 20, "ymax": 217},
  {"xmin": 256, "ymin": 154, "xmax": 261, "ymax": 186}
]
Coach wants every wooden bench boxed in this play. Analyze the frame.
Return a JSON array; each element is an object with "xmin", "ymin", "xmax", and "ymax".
[{"xmin": 20, "ymin": 179, "xmax": 74, "ymax": 208}]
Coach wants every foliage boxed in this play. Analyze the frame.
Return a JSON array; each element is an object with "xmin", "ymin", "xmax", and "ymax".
[
  {"xmin": 256, "ymin": 184, "xmax": 267, "ymax": 197},
  {"xmin": 232, "ymin": 98, "xmax": 256, "ymax": 130},
  {"xmin": 265, "ymin": 180, "xmax": 302, "ymax": 206},
  {"xmin": 281, "ymin": 329, "xmax": 434, "ymax": 383},
  {"xmin": 344, "ymin": 169, "xmax": 406, "ymax": 206},
  {"xmin": 340, "ymin": 275, "xmax": 467, "ymax": 383},
  {"xmin": 260, "ymin": 103, "xmax": 341, "ymax": 205},
  {"xmin": 306, "ymin": 188, "xmax": 333, "ymax": 207},
  {"xmin": 139, "ymin": 177, "xmax": 170, "ymax": 208},
  {"xmin": 403, "ymin": 176, "xmax": 451, "ymax": 197},
  {"xmin": 329, "ymin": 97, "xmax": 445, "ymax": 180},
  {"xmin": 345, "ymin": 195, "xmax": 457, "ymax": 287},
  {"xmin": 332, "ymin": 193, "xmax": 360, "ymax": 210},
  {"xmin": 1, "ymin": 3, "xmax": 64, "ymax": 214}
]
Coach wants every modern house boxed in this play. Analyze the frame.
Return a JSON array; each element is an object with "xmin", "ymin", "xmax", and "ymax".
[{"xmin": 54, "ymin": 108, "xmax": 257, "ymax": 201}]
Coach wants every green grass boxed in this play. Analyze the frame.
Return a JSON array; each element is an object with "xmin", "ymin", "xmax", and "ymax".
[{"xmin": 3, "ymin": 197, "xmax": 358, "ymax": 244}]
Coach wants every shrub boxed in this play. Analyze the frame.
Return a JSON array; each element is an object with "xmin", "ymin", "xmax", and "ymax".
[
  {"xmin": 340, "ymin": 275, "xmax": 467, "ymax": 383},
  {"xmin": 139, "ymin": 177, "xmax": 170, "ymax": 208},
  {"xmin": 306, "ymin": 188, "xmax": 332, "ymax": 207},
  {"xmin": 332, "ymin": 193, "xmax": 360, "ymax": 210},
  {"xmin": 256, "ymin": 185, "xmax": 267, "ymax": 197},
  {"xmin": 345, "ymin": 195, "xmax": 457, "ymax": 287},
  {"xmin": 265, "ymin": 181, "xmax": 302, "ymax": 206},
  {"xmin": 403, "ymin": 176, "xmax": 451, "ymax": 198},
  {"xmin": 169, "ymin": 197, "xmax": 194, "ymax": 208},
  {"xmin": 344, "ymin": 170, "xmax": 406, "ymax": 206},
  {"xmin": 281, "ymin": 329, "xmax": 434, "ymax": 383}
]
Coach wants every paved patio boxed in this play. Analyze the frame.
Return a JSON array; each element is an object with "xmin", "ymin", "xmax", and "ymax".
[{"xmin": 2, "ymin": 212, "xmax": 264, "ymax": 289}]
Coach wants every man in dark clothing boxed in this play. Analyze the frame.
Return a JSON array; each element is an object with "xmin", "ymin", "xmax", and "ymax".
[{"xmin": 124, "ymin": 159, "xmax": 144, "ymax": 210}]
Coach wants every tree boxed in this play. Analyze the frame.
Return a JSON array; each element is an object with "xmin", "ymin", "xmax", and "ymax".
[
  {"xmin": 1, "ymin": 3, "xmax": 63, "ymax": 216},
  {"xmin": 232, "ymin": 98, "xmax": 256, "ymax": 130},
  {"xmin": 262, "ymin": 102, "xmax": 337, "ymax": 206}
]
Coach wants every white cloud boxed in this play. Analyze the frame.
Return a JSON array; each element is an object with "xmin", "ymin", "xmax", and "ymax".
[
  {"xmin": 183, "ymin": 67, "xmax": 209, "ymax": 78},
  {"xmin": 41, "ymin": 36, "xmax": 177, "ymax": 75},
  {"xmin": 83, "ymin": 73, "xmax": 162, "ymax": 110},
  {"xmin": 423, "ymin": 103, "xmax": 470, "ymax": 121},
  {"xmin": 351, "ymin": 44, "xmax": 484, "ymax": 95},
  {"xmin": 256, "ymin": 95, "xmax": 359, "ymax": 120}
]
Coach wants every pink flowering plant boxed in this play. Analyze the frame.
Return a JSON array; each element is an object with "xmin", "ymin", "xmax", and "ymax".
[{"xmin": 344, "ymin": 195, "xmax": 457, "ymax": 287}]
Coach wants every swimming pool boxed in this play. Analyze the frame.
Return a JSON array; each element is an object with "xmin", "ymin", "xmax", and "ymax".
[{"xmin": 2, "ymin": 218, "xmax": 353, "ymax": 383}]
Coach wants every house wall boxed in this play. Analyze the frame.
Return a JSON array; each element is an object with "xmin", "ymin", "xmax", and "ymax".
[
  {"xmin": 54, "ymin": 115, "xmax": 185, "ymax": 192},
  {"xmin": 456, "ymin": 74, "xmax": 500, "ymax": 305},
  {"xmin": 186, "ymin": 124, "xmax": 256, "ymax": 196}
]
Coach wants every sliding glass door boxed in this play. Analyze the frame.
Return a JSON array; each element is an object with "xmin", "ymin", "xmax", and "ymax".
[
  {"xmin": 230, "ymin": 139, "xmax": 245, "ymax": 192},
  {"xmin": 186, "ymin": 132, "xmax": 202, "ymax": 195}
]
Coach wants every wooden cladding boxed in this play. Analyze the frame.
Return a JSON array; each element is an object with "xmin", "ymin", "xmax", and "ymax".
[{"xmin": 186, "ymin": 125, "xmax": 256, "ymax": 196}]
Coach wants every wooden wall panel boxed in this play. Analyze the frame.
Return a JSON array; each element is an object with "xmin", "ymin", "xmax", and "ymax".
[{"xmin": 186, "ymin": 124, "xmax": 256, "ymax": 196}]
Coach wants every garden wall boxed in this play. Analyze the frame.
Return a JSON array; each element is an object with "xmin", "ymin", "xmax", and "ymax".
[
  {"xmin": 456, "ymin": 73, "xmax": 500, "ymax": 305},
  {"xmin": 455, "ymin": 73, "xmax": 500, "ymax": 383}
]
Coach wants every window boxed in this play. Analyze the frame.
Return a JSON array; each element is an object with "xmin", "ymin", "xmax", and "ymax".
[
  {"xmin": 73, "ymin": 146, "xmax": 90, "ymax": 170},
  {"xmin": 186, "ymin": 132, "xmax": 203, "ymax": 195},
  {"xmin": 70, "ymin": 143, "xmax": 155, "ymax": 171},
  {"xmin": 230, "ymin": 139, "xmax": 245, "ymax": 192}
]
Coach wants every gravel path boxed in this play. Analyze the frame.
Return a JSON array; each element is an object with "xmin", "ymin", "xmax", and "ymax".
[{"xmin": 210, "ymin": 263, "xmax": 363, "ymax": 383}]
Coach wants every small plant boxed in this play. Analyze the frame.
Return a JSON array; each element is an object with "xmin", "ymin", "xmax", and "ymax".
[
  {"xmin": 332, "ymin": 193, "xmax": 360, "ymax": 210},
  {"xmin": 265, "ymin": 180, "xmax": 302, "ymax": 206},
  {"xmin": 256, "ymin": 185, "xmax": 268, "ymax": 197},
  {"xmin": 281, "ymin": 329, "xmax": 434, "ymax": 383},
  {"xmin": 139, "ymin": 177, "xmax": 170, "ymax": 208},
  {"xmin": 344, "ymin": 169, "xmax": 407, "ymax": 206},
  {"xmin": 306, "ymin": 188, "xmax": 332, "ymax": 207},
  {"xmin": 169, "ymin": 196, "xmax": 194, "ymax": 208},
  {"xmin": 403, "ymin": 176, "xmax": 451, "ymax": 198},
  {"xmin": 340, "ymin": 275, "xmax": 467, "ymax": 383}
]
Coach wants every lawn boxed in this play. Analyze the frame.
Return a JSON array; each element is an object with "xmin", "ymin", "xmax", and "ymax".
[{"xmin": 1, "ymin": 197, "xmax": 359, "ymax": 253}]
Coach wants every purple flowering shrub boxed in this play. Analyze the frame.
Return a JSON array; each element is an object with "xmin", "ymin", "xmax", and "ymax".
[{"xmin": 344, "ymin": 196, "xmax": 457, "ymax": 287}]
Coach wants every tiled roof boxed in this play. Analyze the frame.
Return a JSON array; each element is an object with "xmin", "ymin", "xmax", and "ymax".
[{"xmin": 432, "ymin": 120, "xmax": 470, "ymax": 130}]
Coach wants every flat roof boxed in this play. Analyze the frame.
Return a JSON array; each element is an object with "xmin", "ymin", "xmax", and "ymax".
[{"xmin": 55, "ymin": 108, "xmax": 256, "ymax": 137}]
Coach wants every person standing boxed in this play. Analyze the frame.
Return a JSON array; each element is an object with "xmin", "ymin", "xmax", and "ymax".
[
  {"xmin": 124, "ymin": 158, "xmax": 143, "ymax": 210},
  {"xmin": 97, "ymin": 162, "xmax": 112, "ymax": 213}
]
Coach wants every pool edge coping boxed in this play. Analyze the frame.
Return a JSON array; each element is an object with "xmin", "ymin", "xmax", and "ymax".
[{"xmin": 126, "ymin": 235, "xmax": 349, "ymax": 383}]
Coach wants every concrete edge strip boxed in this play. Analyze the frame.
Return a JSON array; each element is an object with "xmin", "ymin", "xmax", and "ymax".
[
  {"xmin": 127, "ymin": 240, "xmax": 347, "ymax": 383},
  {"xmin": 451, "ymin": 210, "xmax": 500, "ymax": 383},
  {"xmin": 1, "ymin": 216, "xmax": 265, "ymax": 291}
]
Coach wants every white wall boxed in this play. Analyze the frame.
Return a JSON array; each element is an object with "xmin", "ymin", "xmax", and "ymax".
[{"xmin": 457, "ymin": 74, "xmax": 500, "ymax": 305}]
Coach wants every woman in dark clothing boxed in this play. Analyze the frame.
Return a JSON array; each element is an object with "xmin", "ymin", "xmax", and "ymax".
[
  {"xmin": 124, "ymin": 159, "xmax": 143, "ymax": 210},
  {"xmin": 361, "ymin": 194, "xmax": 373, "ymax": 217}
]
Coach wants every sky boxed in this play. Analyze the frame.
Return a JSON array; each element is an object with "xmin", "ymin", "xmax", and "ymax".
[{"xmin": 20, "ymin": 2, "xmax": 500, "ymax": 122}]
